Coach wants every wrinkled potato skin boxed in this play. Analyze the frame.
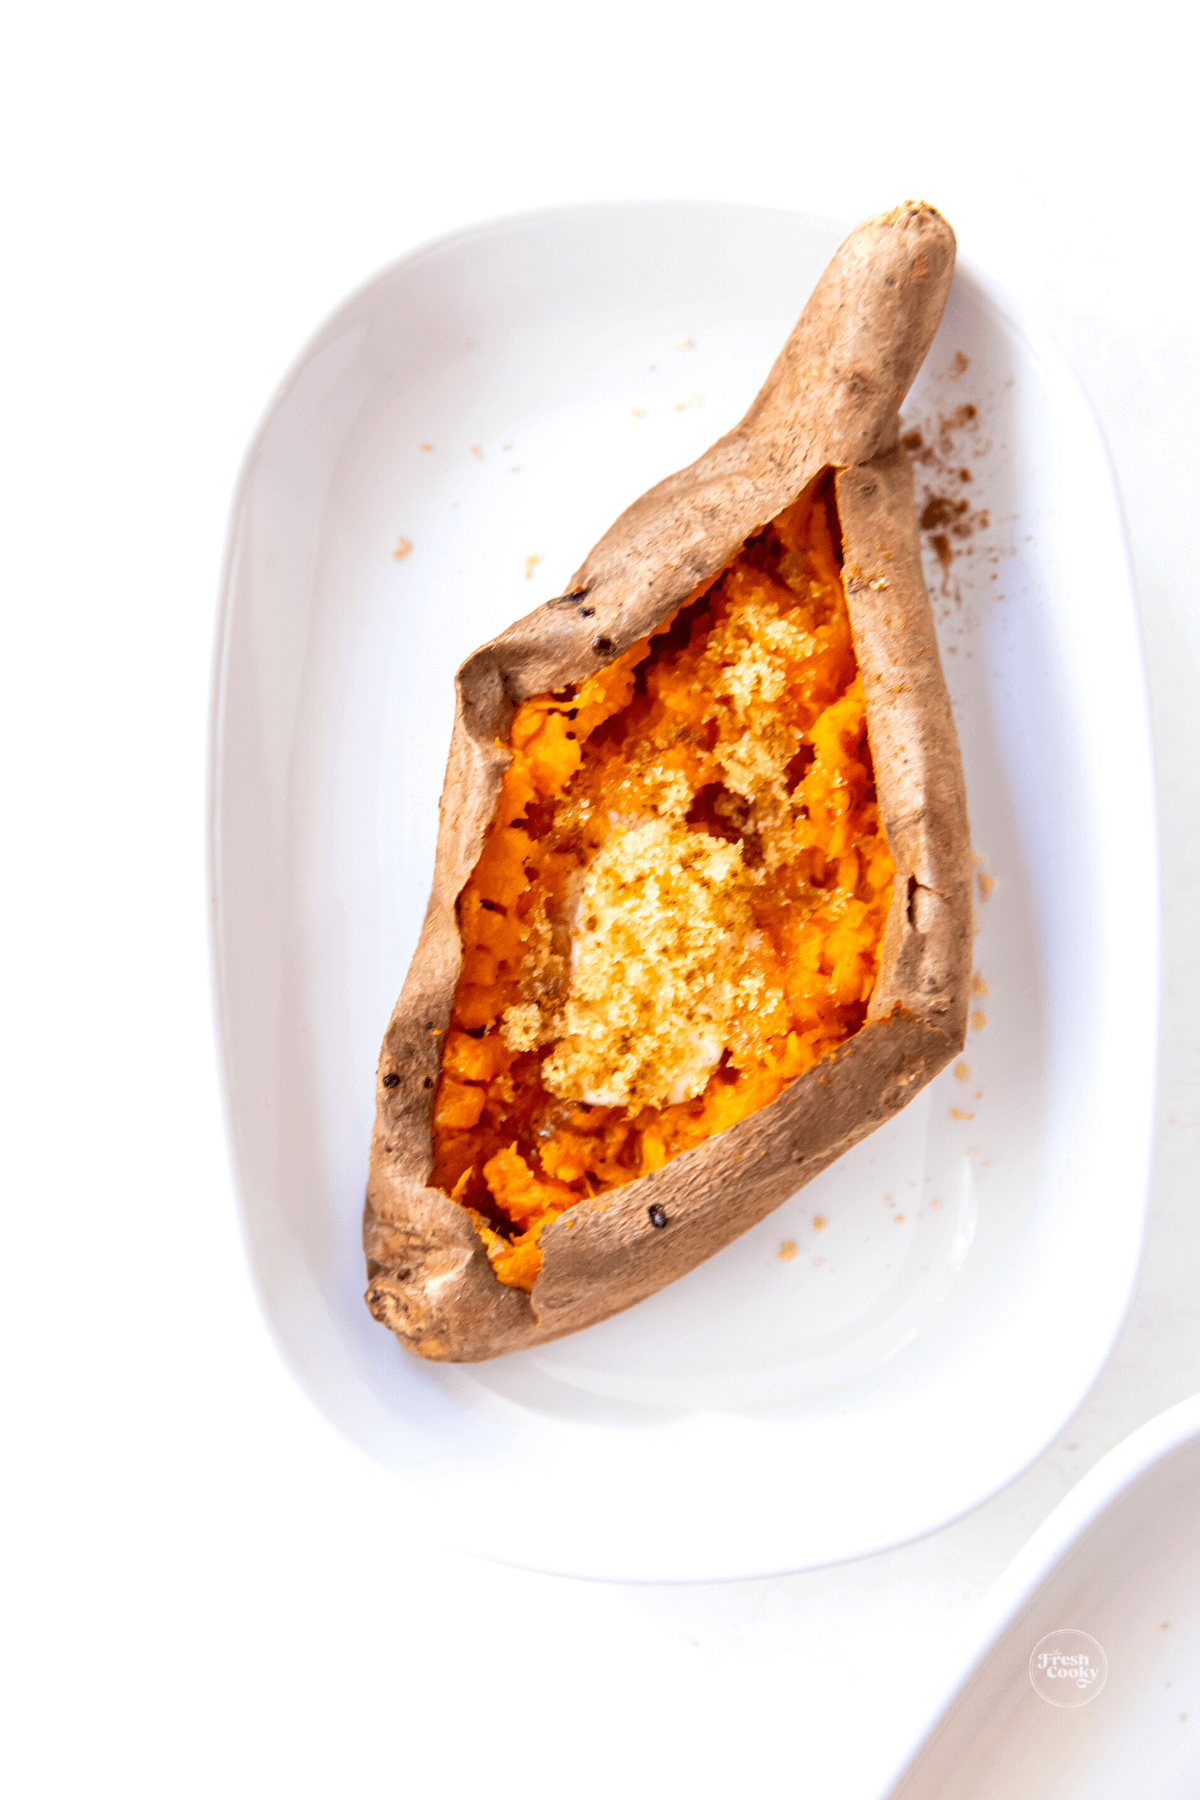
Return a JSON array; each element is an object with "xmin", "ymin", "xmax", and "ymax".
[{"xmin": 364, "ymin": 203, "xmax": 971, "ymax": 1361}]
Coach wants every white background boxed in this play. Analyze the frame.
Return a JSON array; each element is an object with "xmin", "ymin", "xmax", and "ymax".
[{"xmin": 3, "ymin": 3, "xmax": 1198, "ymax": 1795}]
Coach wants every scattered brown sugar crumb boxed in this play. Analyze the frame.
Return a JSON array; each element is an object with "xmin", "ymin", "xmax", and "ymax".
[
  {"xmin": 420, "ymin": 441, "xmax": 433, "ymax": 451},
  {"xmin": 901, "ymin": 393, "xmax": 992, "ymax": 594},
  {"xmin": 630, "ymin": 407, "xmax": 645, "ymax": 418},
  {"xmin": 523, "ymin": 554, "xmax": 541, "ymax": 579},
  {"xmin": 976, "ymin": 872, "xmax": 995, "ymax": 900},
  {"xmin": 970, "ymin": 1010, "xmax": 987, "ymax": 1031},
  {"xmin": 894, "ymin": 1214, "xmax": 905, "ymax": 1223},
  {"xmin": 778, "ymin": 1239, "xmax": 798, "ymax": 1262},
  {"xmin": 812, "ymin": 1215, "xmax": 828, "ymax": 1232},
  {"xmin": 955, "ymin": 1061, "xmax": 970, "ymax": 1082},
  {"xmin": 392, "ymin": 536, "xmax": 413, "ymax": 559},
  {"xmin": 971, "ymin": 971, "xmax": 989, "ymax": 995},
  {"xmin": 920, "ymin": 495, "xmax": 970, "ymax": 533},
  {"xmin": 950, "ymin": 1106, "xmax": 975, "ymax": 1121},
  {"xmin": 471, "ymin": 444, "xmax": 484, "ymax": 459}
]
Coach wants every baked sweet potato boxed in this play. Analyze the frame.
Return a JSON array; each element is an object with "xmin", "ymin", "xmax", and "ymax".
[{"xmin": 365, "ymin": 201, "xmax": 971, "ymax": 1362}]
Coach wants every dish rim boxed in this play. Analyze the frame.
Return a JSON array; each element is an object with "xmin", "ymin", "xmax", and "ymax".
[{"xmin": 879, "ymin": 1391, "xmax": 1200, "ymax": 1794}]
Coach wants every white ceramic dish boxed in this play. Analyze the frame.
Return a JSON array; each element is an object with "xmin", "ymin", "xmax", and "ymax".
[
  {"xmin": 209, "ymin": 201, "xmax": 1156, "ymax": 1579},
  {"xmin": 883, "ymin": 1394, "xmax": 1200, "ymax": 1797}
]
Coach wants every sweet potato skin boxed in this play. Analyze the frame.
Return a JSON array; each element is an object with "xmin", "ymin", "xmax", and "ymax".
[{"xmin": 364, "ymin": 202, "xmax": 970, "ymax": 1361}]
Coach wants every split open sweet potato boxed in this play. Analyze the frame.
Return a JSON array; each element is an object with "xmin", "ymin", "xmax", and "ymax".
[{"xmin": 364, "ymin": 202, "xmax": 971, "ymax": 1362}]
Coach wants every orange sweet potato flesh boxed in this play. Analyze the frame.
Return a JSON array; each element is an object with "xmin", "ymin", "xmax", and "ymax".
[
  {"xmin": 364, "ymin": 202, "xmax": 971, "ymax": 1362},
  {"xmin": 431, "ymin": 474, "xmax": 896, "ymax": 1291}
]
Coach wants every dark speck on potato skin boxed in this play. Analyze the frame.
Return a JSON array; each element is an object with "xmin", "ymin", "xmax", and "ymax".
[{"xmin": 648, "ymin": 1203, "xmax": 668, "ymax": 1229}]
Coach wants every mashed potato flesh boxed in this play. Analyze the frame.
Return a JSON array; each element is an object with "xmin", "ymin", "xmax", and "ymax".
[{"xmin": 430, "ymin": 475, "xmax": 895, "ymax": 1289}]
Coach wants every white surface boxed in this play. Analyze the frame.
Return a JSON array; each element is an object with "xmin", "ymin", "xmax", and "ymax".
[
  {"xmin": 883, "ymin": 1395, "xmax": 1200, "ymax": 1796},
  {"xmin": 4, "ymin": 1, "xmax": 1199, "ymax": 1795},
  {"xmin": 211, "ymin": 202, "xmax": 1154, "ymax": 1579}
]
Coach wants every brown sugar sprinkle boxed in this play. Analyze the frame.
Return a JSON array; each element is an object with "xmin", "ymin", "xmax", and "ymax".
[
  {"xmin": 976, "ymin": 872, "xmax": 995, "ymax": 900},
  {"xmin": 778, "ymin": 1239, "xmax": 798, "ymax": 1262},
  {"xmin": 812, "ymin": 1215, "xmax": 828, "ymax": 1232},
  {"xmin": 420, "ymin": 441, "xmax": 433, "ymax": 451},
  {"xmin": 971, "ymin": 971, "xmax": 989, "ymax": 995},
  {"xmin": 954, "ymin": 1061, "xmax": 970, "ymax": 1082},
  {"xmin": 902, "ymin": 395, "xmax": 991, "ymax": 593},
  {"xmin": 392, "ymin": 536, "xmax": 413, "ymax": 559},
  {"xmin": 950, "ymin": 1106, "xmax": 975, "ymax": 1121},
  {"xmin": 920, "ymin": 495, "xmax": 970, "ymax": 532},
  {"xmin": 970, "ymin": 1010, "xmax": 987, "ymax": 1031}
]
